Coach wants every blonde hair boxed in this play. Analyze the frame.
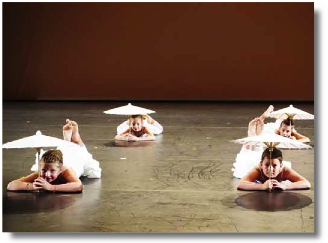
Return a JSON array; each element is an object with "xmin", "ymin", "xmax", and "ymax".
[
  {"xmin": 41, "ymin": 150, "xmax": 63, "ymax": 165},
  {"xmin": 128, "ymin": 115, "xmax": 146, "ymax": 120}
]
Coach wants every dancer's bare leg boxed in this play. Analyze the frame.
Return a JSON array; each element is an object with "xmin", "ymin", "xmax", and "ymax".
[
  {"xmin": 245, "ymin": 117, "xmax": 264, "ymax": 150},
  {"xmin": 145, "ymin": 114, "xmax": 155, "ymax": 125},
  {"xmin": 244, "ymin": 106, "xmax": 272, "ymax": 150},
  {"xmin": 68, "ymin": 119, "xmax": 85, "ymax": 146},
  {"xmin": 248, "ymin": 117, "xmax": 264, "ymax": 137},
  {"xmin": 63, "ymin": 119, "xmax": 73, "ymax": 142},
  {"xmin": 259, "ymin": 105, "xmax": 274, "ymax": 123}
]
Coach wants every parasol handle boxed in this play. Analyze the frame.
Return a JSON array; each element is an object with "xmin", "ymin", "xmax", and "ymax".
[
  {"xmin": 269, "ymin": 147, "xmax": 273, "ymax": 192},
  {"xmin": 35, "ymin": 147, "xmax": 42, "ymax": 176},
  {"xmin": 286, "ymin": 113, "xmax": 295, "ymax": 120}
]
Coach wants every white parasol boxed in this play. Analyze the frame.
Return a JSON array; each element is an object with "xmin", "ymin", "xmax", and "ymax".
[
  {"xmin": 268, "ymin": 105, "xmax": 314, "ymax": 120},
  {"xmin": 3, "ymin": 130, "xmax": 78, "ymax": 169},
  {"xmin": 103, "ymin": 103, "xmax": 156, "ymax": 115}
]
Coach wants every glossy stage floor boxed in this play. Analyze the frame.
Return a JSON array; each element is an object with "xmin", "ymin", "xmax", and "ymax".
[{"xmin": 2, "ymin": 101, "xmax": 315, "ymax": 232}]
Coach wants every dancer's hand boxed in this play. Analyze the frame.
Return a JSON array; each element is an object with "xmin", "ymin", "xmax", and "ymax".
[
  {"xmin": 262, "ymin": 179, "xmax": 278, "ymax": 190},
  {"xmin": 127, "ymin": 134, "xmax": 139, "ymax": 142},
  {"xmin": 272, "ymin": 181, "xmax": 286, "ymax": 191},
  {"xmin": 33, "ymin": 177, "xmax": 53, "ymax": 191},
  {"xmin": 290, "ymin": 136, "xmax": 296, "ymax": 140},
  {"xmin": 122, "ymin": 134, "xmax": 130, "ymax": 141}
]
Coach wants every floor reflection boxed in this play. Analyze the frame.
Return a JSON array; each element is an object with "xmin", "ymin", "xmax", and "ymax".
[
  {"xmin": 3, "ymin": 191, "xmax": 77, "ymax": 214},
  {"xmin": 235, "ymin": 191, "xmax": 312, "ymax": 212},
  {"xmin": 104, "ymin": 135, "xmax": 163, "ymax": 147}
]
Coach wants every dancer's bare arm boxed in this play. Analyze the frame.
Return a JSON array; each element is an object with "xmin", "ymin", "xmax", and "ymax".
[
  {"xmin": 137, "ymin": 127, "xmax": 155, "ymax": 141},
  {"xmin": 7, "ymin": 172, "xmax": 39, "ymax": 191},
  {"xmin": 236, "ymin": 168, "xmax": 266, "ymax": 190},
  {"xmin": 115, "ymin": 129, "xmax": 130, "ymax": 141},
  {"xmin": 292, "ymin": 131, "xmax": 310, "ymax": 143}
]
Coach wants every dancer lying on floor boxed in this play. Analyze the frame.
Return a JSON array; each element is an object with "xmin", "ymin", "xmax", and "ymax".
[
  {"xmin": 115, "ymin": 115, "xmax": 158, "ymax": 141},
  {"xmin": 232, "ymin": 105, "xmax": 310, "ymax": 178},
  {"xmin": 251, "ymin": 105, "xmax": 310, "ymax": 143},
  {"xmin": 237, "ymin": 147, "xmax": 311, "ymax": 191},
  {"xmin": 7, "ymin": 119, "xmax": 101, "ymax": 193},
  {"xmin": 117, "ymin": 114, "xmax": 163, "ymax": 136}
]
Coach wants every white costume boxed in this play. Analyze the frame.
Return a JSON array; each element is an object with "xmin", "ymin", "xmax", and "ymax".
[
  {"xmin": 232, "ymin": 119, "xmax": 291, "ymax": 178},
  {"xmin": 31, "ymin": 145, "xmax": 101, "ymax": 178},
  {"xmin": 117, "ymin": 120, "xmax": 163, "ymax": 135}
]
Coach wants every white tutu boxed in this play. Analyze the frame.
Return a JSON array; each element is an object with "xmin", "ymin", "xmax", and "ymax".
[
  {"xmin": 262, "ymin": 119, "xmax": 282, "ymax": 134},
  {"xmin": 117, "ymin": 120, "xmax": 163, "ymax": 135},
  {"xmin": 31, "ymin": 145, "xmax": 101, "ymax": 178},
  {"xmin": 232, "ymin": 146, "xmax": 291, "ymax": 179}
]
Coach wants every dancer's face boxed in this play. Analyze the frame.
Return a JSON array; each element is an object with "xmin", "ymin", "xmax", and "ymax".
[
  {"xmin": 130, "ymin": 118, "xmax": 143, "ymax": 132},
  {"xmin": 40, "ymin": 161, "xmax": 62, "ymax": 183},
  {"xmin": 279, "ymin": 123, "xmax": 293, "ymax": 138},
  {"xmin": 260, "ymin": 157, "xmax": 282, "ymax": 178}
]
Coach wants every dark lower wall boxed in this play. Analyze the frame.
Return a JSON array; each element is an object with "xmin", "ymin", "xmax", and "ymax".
[{"xmin": 3, "ymin": 2, "xmax": 314, "ymax": 101}]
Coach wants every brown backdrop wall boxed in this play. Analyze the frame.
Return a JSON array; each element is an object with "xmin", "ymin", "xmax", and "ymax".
[{"xmin": 3, "ymin": 2, "xmax": 314, "ymax": 101}]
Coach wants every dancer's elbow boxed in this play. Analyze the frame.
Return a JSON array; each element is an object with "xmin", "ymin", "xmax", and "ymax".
[
  {"xmin": 148, "ymin": 135, "xmax": 156, "ymax": 141},
  {"xmin": 75, "ymin": 182, "xmax": 83, "ymax": 192},
  {"xmin": 304, "ymin": 180, "xmax": 311, "ymax": 189},
  {"xmin": 236, "ymin": 181, "xmax": 245, "ymax": 190},
  {"xmin": 7, "ymin": 181, "xmax": 19, "ymax": 191}
]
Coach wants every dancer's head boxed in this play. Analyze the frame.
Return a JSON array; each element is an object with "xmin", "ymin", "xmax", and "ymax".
[
  {"xmin": 260, "ymin": 148, "xmax": 283, "ymax": 178},
  {"xmin": 278, "ymin": 118, "xmax": 294, "ymax": 138},
  {"xmin": 40, "ymin": 150, "xmax": 63, "ymax": 183},
  {"xmin": 128, "ymin": 115, "xmax": 146, "ymax": 132}
]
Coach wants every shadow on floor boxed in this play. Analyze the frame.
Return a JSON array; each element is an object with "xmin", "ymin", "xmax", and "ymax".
[{"xmin": 234, "ymin": 191, "xmax": 313, "ymax": 211}]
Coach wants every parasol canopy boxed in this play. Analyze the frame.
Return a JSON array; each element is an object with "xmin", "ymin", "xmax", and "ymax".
[
  {"xmin": 268, "ymin": 105, "xmax": 314, "ymax": 120},
  {"xmin": 2, "ymin": 130, "xmax": 78, "ymax": 149},
  {"xmin": 3, "ymin": 131, "xmax": 79, "ymax": 173},
  {"xmin": 103, "ymin": 103, "xmax": 156, "ymax": 115},
  {"xmin": 232, "ymin": 133, "xmax": 312, "ymax": 150}
]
